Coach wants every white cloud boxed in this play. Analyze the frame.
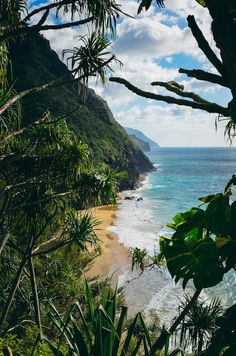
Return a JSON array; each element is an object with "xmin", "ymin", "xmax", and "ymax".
[
  {"xmin": 35, "ymin": 0, "xmax": 231, "ymax": 147},
  {"xmin": 115, "ymin": 103, "xmax": 227, "ymax": 147}
]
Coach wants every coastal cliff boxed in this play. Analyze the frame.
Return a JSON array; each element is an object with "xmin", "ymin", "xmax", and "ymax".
[{"xmin": 9, "ymin": 34, "xmax": 153, "ymax": 189}]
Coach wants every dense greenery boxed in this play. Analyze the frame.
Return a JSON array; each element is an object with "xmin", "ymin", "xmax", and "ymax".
[
  {"xmin": 0, "ymin": 0, "xmax": 129, "ymax": 350},
  {"xmin": 0, "ymin": 0, "xmax": 236, "ymax": 355},
  {"xmin": 9, "ymin": 33, "xmax": 152, "ymax": 190}
]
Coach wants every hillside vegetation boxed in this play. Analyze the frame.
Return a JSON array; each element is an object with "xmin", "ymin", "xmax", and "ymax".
[{"xmin": 9, "ymin": 34, "xmax": 153, "ymax": 189}]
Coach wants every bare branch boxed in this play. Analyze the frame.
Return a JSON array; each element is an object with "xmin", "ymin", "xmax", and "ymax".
[
  {"xmin": 23, "ymin": 0, "xmax": 77, "ymax": 22},
  {"xmin": 151, "ymin": 80, "xmax": 209, "ymax": 104},
  {"xmin": 0, "ymin": 17, "xmax": 94, "ymax": 43},
  {"xmin": 0, "ymin": 106, "xmax": 80, "ymax": 144},
  {"xmin": 0, "ymin": 112, "xmax": 50, "ymax": 144},
  {"xmin": 187, "ymin": 15, "xmax": 224, "ymax": 75},
  {"xmin": 0, "ymin": 56, "xmax": 115, "ymax": 116},
  {"xmin": 28, "ymin": 257, "xmax": 42, "ymax": 339},
  {"xmin": 0, "ymin": 153, "xmax": 54, "ymax": 165},
  {"xmin": 179, "ymin": 68, "xmax": 229, "ymax": 88},
  {"xmin": 32, "ymin": 240, "xmax": 71, "ymax": 256},
  {"xmin": 11, "ymin": 191, "xmax": 74, "ymax": 211},
  {"xmin": 36, "ymin": 9, "xmax": 50, "ymax": 27},
  {"xmin": 110, "ymin": 77, "xmax": 229, "ymax": 116},
  {"xmin": 35, "ymin": 17, "xmax": 94, "ymax": 31}
]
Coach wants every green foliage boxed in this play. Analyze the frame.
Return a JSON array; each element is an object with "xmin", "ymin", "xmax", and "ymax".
[
  {"xmin": 161, "ymin": 237, "xmax": 224, "ymax": 289},
  {"xmin": 56, "ymin": 0, "xmax": 122, "ymax": 35},
  {"xmin": 130, "ymin": 247, "xmax": 149, "ymax": 272},
  {"xmin": 195, "ymin": 0, "xmax": 206, "ymax": 7},
  {"xmin": 63, "ymin": 32, "xmax": 121, "ymax": 87},
  {"xmin": 0, "ymin": 0, "xmax": 27, "ymax": 29},
  {"xmin": 9, "ymin": 33, "xmax": 152, "ymax": 190},
  {"xmin": 0, "ymin": 82, "xmax": 120, "ymax": 335},
  {"xmin": 159, "ymin": 177, "xmax": 236, "ymax": 290},
  {"xmin": 44, "ymin": 281, "xmax": 138, "ymax": 355},
  {"xmin": 175, "ymin": 296, "xmax": 223, "ymax": 353},
  {"xmin": 204, "ymin": 303, "xmax": 236, "ymax": 355}
]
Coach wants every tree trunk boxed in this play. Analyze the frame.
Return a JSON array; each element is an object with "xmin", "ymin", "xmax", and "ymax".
[
  {"xmin": 28, "ymin": 257, "xmax": 42, "ymax": 340},
  {"xmin": 0, "ymin": 255, "xmax": 28, "ymax": 331},
  {"xmin": 206, "ymin": 0, "xmax": 236, "ymax": 99}
]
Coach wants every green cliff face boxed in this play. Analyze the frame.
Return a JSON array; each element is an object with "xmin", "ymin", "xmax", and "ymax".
[
  {"xmin": 129, "ymin": 134, "xmax": 151, "ymax": 152},
  {"xmin": 8, "ymin": 34, "xmax": 153, "ymax": 189}
]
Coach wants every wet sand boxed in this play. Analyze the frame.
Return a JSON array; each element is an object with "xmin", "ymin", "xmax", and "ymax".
[{"xmin": 86, "ymin": 205, "xmax": 130, "ymax": 282}]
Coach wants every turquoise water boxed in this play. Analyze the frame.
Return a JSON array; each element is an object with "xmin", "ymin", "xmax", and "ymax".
[
  {"xmin": 110, "ymin": 147, "xmax": 236, "ymax": 322},
  {"xmin": 145, "ymin": 147, "xmax": 236, "ymax": 225}
]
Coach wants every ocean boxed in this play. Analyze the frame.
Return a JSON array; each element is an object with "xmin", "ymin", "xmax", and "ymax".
[{"xmin": 108, "ymin": 147, "xmax": 236, "ymax": 325}]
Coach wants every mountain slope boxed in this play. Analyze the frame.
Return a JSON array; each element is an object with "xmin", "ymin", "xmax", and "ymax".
[
  {"xmin": 8, "ymin": 34, "xmax": 153, "ymax": 189},
  {"xmin": 124, "ymin": 127, "xmax": 160, "ymax": 150},
  {"xmin": 129, "ymin": 135, "xmax": 150, "ymax": 152}
]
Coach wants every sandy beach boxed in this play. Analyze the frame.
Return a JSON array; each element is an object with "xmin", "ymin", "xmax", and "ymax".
[{"xmin": 86, "ymin": 205, "xmax": 130, "ymax": 282}]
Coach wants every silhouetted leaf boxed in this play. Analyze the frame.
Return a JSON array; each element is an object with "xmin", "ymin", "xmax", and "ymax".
[
  {"xmin": 204, "ymin": 195, "xmax": 230, "ymax": 236},
  {"xmin": 160, "ymin": 237, "xmax": 224, "ymax": 289}
]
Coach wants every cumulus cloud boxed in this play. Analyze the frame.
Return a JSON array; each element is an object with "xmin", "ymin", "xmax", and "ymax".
[{"xmin": 30, "ymin": 0, "xmax": 231, "ymax": 147}]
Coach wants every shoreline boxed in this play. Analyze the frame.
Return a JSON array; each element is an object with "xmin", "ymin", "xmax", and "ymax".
[{"xmin": 86, "ymin": 204, "xmax": 131, "ymax": 283}]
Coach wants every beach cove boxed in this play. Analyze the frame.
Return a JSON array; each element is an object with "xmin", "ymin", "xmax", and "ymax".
[
  {"xmin": 86, "ymin": 204, "xmax": 131, "ymax": 282},
  {"xmin": 86, "ymin": 195, "xmax": 195, "ymax": 324},
  {"xmin": 87, "ymin": 147, "xmax": 236, "ymax": 324}
]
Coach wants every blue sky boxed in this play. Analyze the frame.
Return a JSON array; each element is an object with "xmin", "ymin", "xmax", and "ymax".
[{"xmin": 29, "ymin": 0, "xmax": 232, "ymax": 147}]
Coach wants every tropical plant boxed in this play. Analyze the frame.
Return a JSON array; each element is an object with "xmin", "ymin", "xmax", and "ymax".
[
  {"xmin": 63, "ymin": 32, "xmax": 121, "ymax": 87},
  {"xmin": 0, "ymin": 0, "xmax": 124, "ymax": 341},
  {"xmin": 44, "ymin": 280, "xmax": 184, "ymax": 356},
  {"xmin": 129, "ymin": 176, "xmax": 236, "ymax": 354},
  {"xmin": 204, "ymin": 302, "xmax": 236, "ymax": 355},
  {"xmin": 0, "ymin": 0, "xmax": 123, "ymax": 43},
  {"xmin": 174, "ymin": 296, "xmax": 223, "ymax": 354},
  {"xmin": 45, "ymin": 280, "xmax": 133, "ymax": 355}
]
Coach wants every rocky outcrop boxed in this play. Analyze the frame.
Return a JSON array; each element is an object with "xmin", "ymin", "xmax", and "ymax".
[{"xmin": 9, "ymin": 33, "xmax": 153, "ymax": 189}]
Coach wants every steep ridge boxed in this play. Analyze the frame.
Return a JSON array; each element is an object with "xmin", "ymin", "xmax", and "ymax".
[
  {"xmin": 9, "ymin": 34, "xmax": 153, "ymax": 189},
  {"xmin": 129, "ymin": 134, "xmax": 151, "ymax": 152},
  {"xmin": 124, "ymin": 127, "xmax": 160, "ymax": 151}
]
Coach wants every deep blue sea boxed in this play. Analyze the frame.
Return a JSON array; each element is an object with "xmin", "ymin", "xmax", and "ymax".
[
  {"xmin": 145, "ymin": 147, "xmax": 236, "ymax": 225},
  {"xmin": 109, "ymin": 147, "xmax": 236, "ymax": 323}
]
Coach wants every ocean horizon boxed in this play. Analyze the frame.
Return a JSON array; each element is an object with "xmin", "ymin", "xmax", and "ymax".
[{"xmin": 108, "ymin": 146, "xmax": 236, "ymax": 324}]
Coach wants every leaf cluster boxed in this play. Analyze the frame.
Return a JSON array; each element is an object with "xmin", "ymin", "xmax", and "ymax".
[{"xmin": 159, "ymin": 178, "xmax": 236, "ymax": 290}]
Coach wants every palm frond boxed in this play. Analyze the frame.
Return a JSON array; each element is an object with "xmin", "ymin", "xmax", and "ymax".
[
  {"xmin": 55, "ymin": 0, "xmax": 122, "ymax": 35},
  {"xmin": 175, "ymin": 295, "xmax": 223, "ymax": 353},
  {"xmin": 63, "ymin": 31, "xmax": 121, "ymax": 88}
]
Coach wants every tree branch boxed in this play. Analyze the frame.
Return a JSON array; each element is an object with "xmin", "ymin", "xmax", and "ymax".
[
  {"xmin": 11, "ymin": 191, "xmax": 74, "ymax": 211},
  {"xmin": 0, "ymin": 106, "xmax": 80, "ymax": 144},
  {"xmin": 0, "ymin": 17, "xmax": 94, "ymax": 43},
  {"xmin": 151, "ymin": 80, "xmax": 209, "ymax": 104},
  {"xmin": 0, "ymin": 112, "xmax": 50, "ymax": 144},
  {"xmin": 110, "ymin": 77, "xmax": 229, "ymax": 116},
  {"xmin": 23, "ymin": 0, "xmax": 76, "ymax": 22},
  {"xmin": 0, "ymin": 153, "xmax": 54, "ymax": 165},
  {"xmin": 28, "ymin": 257, "xmax": 42, "ymax": 340},
  {"xmin": 36, "ymin": 9, "xmax": 50, "ymax": 27},
  {"xmin": 35, "ymin": 17, "xmax": 94, "ymax": 31},
  {"xmin": 33, "ymin": 239, "xmax": 71, "ymax": 256},
  {"xmin": 179, "ymin": 68, "xmax": 229, "ymax": 88},
  {"xmin": 0, "ymin": 56, "xmax": 115, "ymax": 116},
  {"xmin": 187, "ymin": 15, "xmax": 224, "ymax": 75}
]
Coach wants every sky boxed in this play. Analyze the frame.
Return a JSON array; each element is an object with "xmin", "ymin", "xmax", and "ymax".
[{"xmin": 29, "ymin": 0, "xmax": 233, "ymax": 147}]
